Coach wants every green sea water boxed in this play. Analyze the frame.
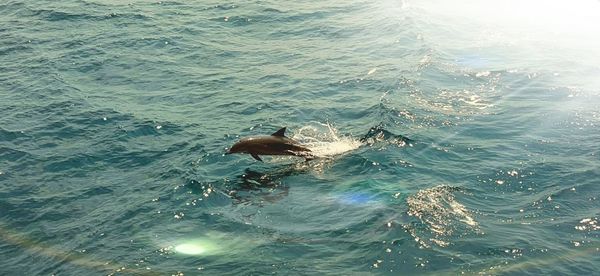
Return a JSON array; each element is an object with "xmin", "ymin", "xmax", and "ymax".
[{"xmin": 1, "ymin": 0, "xmax": 600, "ymax": 274}]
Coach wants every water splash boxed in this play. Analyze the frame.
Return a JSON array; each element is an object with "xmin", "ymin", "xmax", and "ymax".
[{"xmin": 292, "ymin": 122, "xmax": 363, "ymax": 158}]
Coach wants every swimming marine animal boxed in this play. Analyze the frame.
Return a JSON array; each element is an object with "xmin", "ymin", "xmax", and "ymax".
[{"xmin": 226, "ymin": 127, "xmax": 313, "ymax": 162}]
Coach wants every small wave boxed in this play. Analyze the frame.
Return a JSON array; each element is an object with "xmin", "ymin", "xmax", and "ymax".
[
  {"xmin": 0, "ymin": 127, "xmax": 28, "ymax": 142},
  {"xmin": 210, "ymin": 16, "xmax": 254, "ymax": 26},
  {"xmin": 32, "ymin": 9, "xmax": 137, "ymax": 22},
  {"xmin": 201, "ymin": 3, "xmax": 238, "ymax": 11},
  {"xmin": 0, "ymin": 45, "xmax": 32, "ymax": 56}
]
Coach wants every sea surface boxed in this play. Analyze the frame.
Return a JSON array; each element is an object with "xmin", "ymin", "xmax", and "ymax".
[{"xmin": 1, "ymin": 0, "xmax": 600, "ymax": 275}]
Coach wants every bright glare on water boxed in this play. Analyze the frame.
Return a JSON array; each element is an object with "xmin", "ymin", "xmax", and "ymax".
[
  {"xmin": 174, "ymin": 243, "xmax": 207, "ymax": 255},
  {"xmin": 1, "ymin": 0, "xmax": 599, "ymax": 275}
]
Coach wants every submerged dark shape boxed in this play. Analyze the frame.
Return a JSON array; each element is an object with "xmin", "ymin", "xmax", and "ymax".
[{"xmin": 227, "ymin": 127, "xmax": 313, "ymax": 162}]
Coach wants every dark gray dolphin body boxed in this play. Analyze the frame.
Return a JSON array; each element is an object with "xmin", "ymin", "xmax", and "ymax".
[{"xmin": 227, "ymin": 127, "xmax": 313, "ymax": 162}]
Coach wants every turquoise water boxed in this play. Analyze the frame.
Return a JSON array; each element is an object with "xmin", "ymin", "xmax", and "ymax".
[{"xmin": 1, "ymin": 0, "xmax": 600, "ymax": 274}]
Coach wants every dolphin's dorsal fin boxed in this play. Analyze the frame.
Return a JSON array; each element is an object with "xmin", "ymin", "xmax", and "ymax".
[{"xmin": 271, "ymin": 127, "xmax": 286, "ymax": 137}]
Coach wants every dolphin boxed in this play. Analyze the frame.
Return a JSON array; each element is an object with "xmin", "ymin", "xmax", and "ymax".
[{"xmin": 226, "ymin": 127, "xmax": 313, "ymax": 162}]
